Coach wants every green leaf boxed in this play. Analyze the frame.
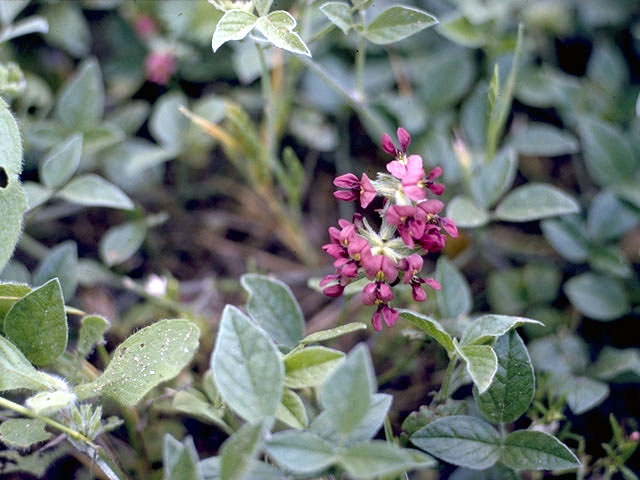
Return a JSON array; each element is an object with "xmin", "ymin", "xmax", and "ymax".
[
  {"xmin": 398, "ymin": 309, "xmax": 454, "ymax": 354},
  {"xmin": 320, "ymin": 344, "xmax": 375, "ymax": 438},
  {"xmin": 33, "ymin": 241, "xmax": 78, "ymax": 301},
  {"xmin": 540, "ymin": 216, "xmax": 589, "ymax": 263},
  {"xmin": 25, "ymin": 390, "xmax": 77, "ymax": 415},
  {"xmin": 579, "ymin": 117, "xmax": 636, "ymax": 186},
  {"xmin": 474, "ymin": 331, "xmax": 534, "ymax": 423},
  {"xmin": 75, "ymin": 319, "xmax": 200, "ymax": 406},
  {"xmin": 22, "ymin": 181, "xmax": 51, "ymax": 211},
  {"xmin": 437, "ymin": 13, "xmax": 490, "ymax": 48},
  {"xmin": 0, "ymin": 0, "xmax": 29, "ymax": 25},
  {"xmin": 284, "ymin": 346, "xmax": 344, "ymax": 389},
  {"xmin": 57, "ymin": 173, "xmax": 135, "ymax": 210},
  {"xmin": 0, "ymin": 282, "xmax": 30, "ymax": 321},
  {"xmin": 0, "ymin": 99, "xmax": 27, "ymax": 273},
  {"xmin": 42, "ymin": 3, "xmax": 89, "ymax": 58},
  {"xmin": 253, "ymin": 0, "xmax": 273, "ymax": 16},
  {"xmin": 549, "ymin": 374, "xmax": 609, "ymax": 414},
  {"xmin": 266, "ymin": 430, "xmax": 335, "ymax": 475},
  {"xmin": 276, "ymin": 388, "xmax": 308, "ymax": 429},
  {"xmin": 588, "ymin": 244, "xmax": 633, "ymax": 279},
  {"xmin": 512, "ymin": 124, "xmax": 579, "ymax": 157},
  {"xmin": 365, "ymin": 6, "xmax": 438, "ymax": 45},
  {"xmin": 173, "ymin": 390, "xmax": 228, "ymax": 430},
  {"xmin": 462, "ymin": 314, "xmax": 543, "ymax": 345},
  {"xmin": 456, "ymin": 343, "xmax": 498, "ymax": 394},
  {"xmin": 211, "ymin": 10, "xmax": 257, "ymax": 52},
  {"xmin": 77, "ymin": 314, "xmax": 110, "ymax": 358},
  {"xmin": 500, "ymin": 430, "xmax": 581, "ymax": 471},
  {"xmin": 471, "ymin": 148, "xmax": 518, "ymax": 208},
  {"xmin": 255, "ymin": 11, "xmax": 311, "ymax": 56},
  {"xmin": 320, "ymin": 2, "xmax": 352, "ymax": 34},
  {"xmin": 55, "ymin": 58, "xmax": 104, "ymax": 130},
  {"xmin": 528, "ymin": 334, "xmax": 589, "ymax": 376},
  {"xmin": 494, "ymin": 183, "xmax": 580, "ymax": 222},
  {"xmin": 339, "ymin": 441, "xmax": 436, "ymax": 478},
  {"xmin": 220, "ymin": 420, "xmax": 266, "ymax": 480},
  {"xmin": 163, "ymin": 435, "xmax": 203, "ymax": 480},
  {"xmin": 211, "ymin": 305, "xmax": 284, "ymax": 422},
  {"xmin": 301, "ymin": 322, "xmax": 367, "ymax": 344},
  {"xmin": 4, "ymin": 279, "xmax": 67, "ymax": 366},
  {"xmin": 0, "ymin": 419, "xmax": 51, "ymax": 449},
  {"xmin": 486, "ymin": 270, "xmax": 526, "ymax": 315},
  {"xmin": 411, "ymin": 415, "xmax": 501, "ymax": 470},
  {"xmin": 446, "ymin": 196, "xmax": 489, "ymax": 228},
  {"xmin": 564, "ymin": 273, "xmax": 630, "ymax": 321},
  {"xmin": 241, "ymin": 273, "xmax": 305, "ymax": 350},
  {"xmin": 149, "ymin": 91, "xmax": 189, "ymax": 153},
  {"xmin": 435, "ymin": 257, "xmax": 472, "ymax": 318},
  {"xmin": 592, "ymin": 347, "xmax": 640, "ymax": 382},
  {"xmin": 587, "ymin": 191, "xmax": 639, "ymax": 242},
  {"xmin": 99, "ymin": 221, "xmax": 147, "ymax": 266},
  {"xmin": 0, "ymin": 448, "xmax": 68, "ymax": 478},
  {"xmin": 39, "ymin": 133, "xmax": 83, "ymax": 189},
  {"xmin": 0, "ymin": 335, "xmax": 59, "ymax": 392}
]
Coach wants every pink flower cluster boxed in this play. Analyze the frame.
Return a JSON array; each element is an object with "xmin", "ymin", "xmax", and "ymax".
[{"xmin": 321, "ymin": 128, "xmax": 458, "ymax": 331}]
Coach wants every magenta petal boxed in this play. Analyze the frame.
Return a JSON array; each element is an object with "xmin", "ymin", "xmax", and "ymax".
[
  {"xmin": 418, "ymin": 199, "xmax": 445, "ymax": 215},
  {"xmin": 378, "ymin": 282, "xmax": 394, "ymax": 303},
  {"xmin": 334, "ymin": 190, "xmax": 359, "ymax": 202},
  {"xmin": 341, "ymin": 262, "xmax": 358, "ymax": 278},
  {"xmin": 441, "ymin": 217, "xmax": 459, "ymax": 237},
  {"xmin": 381, "ymin": 257, "xmax": 398, "ymax": 283},
  {"xmin": 382, "ymin": 306, "xmax": 398, "ymax": 327},
  {"xmin": 333, "ymin": 173, "xmax": 360, "ymax": 189},
  {"xmin": 427, "ymin": 166, "xmax": 442, "ymax": 180},
  {"xmin": 320, "ymin": 274, "xmax": 338, "ymax": 286},
  {"xmin": 371, "ymin": 310, "xmax": 383, "ymax": 331},
  {"xmin": 397, "ymin": 128, "xmax": 411, "ymax": 152},
  {"xmin": 361, "ymin": 282, "xmax": 378, "ymax": 305},
  {"xmin": 406, "ymin": 254, "xmax": 423, "ymax": 274},
  {"xmin": 406, "ymin": 155, "xmax": 423, "ymax": 170},
  {"xmin": 323, "ymin": 284, "xmax": 344, "ymax": 297},
  {"xmin": 424, "ymin": 278, "xmax": 441, "ymax": 290},
  {"xmin": 382, "ymin": 133, "xmax": 396, "ymax": 155},
  {"xmin": 412, "ymin": 284, "xmax": 427, "ymax": 302},
  {"xmin": 430, "ymin": 183, "xmax": 445, "ymax": 195},
  {"xmin": 386, "ymin": 160, "xmax": 406, "ymax": 179},
  {"xmin": 399, "ymin": 229, "xmax": 415, "ymax": 248},
  {"xmin": 404, "ymin": 185, "xmax": 428, "ymax": 202}
]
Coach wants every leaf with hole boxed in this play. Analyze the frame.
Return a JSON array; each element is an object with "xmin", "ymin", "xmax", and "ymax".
[{"xmin": 75, "ymin": 319, "xmax": 200, "ymax": 406}]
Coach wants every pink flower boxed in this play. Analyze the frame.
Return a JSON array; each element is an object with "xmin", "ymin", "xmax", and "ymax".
[
  {"xmin": 333, "ymin": 173, "xmax": 377, "ymax": 208},
  {"xmin": 145, "ymin": 51, "xmax": 177, "ymax": 85},
  {"xmin": 382, "ymin": 128, "xmax": 425, "ymax": 179},
  {"xmin": 385, "ymin": 205, "xmax": 425, "ymax": 248},
  {"xmin": 402, "ymin": 165, "xmax": 446, "ymax": 201},
  {"xmin": 135, "ymin": 15, "xmax": 157, "ymax": 39},
  {"xmin": 400, "ymin": 254, "xmax": 441, "ymax": 302},
  {"xmin": 382, "ymin": 127, "xmax": 411, "ymax": 156},
  {"xmin": 362, "ymin": 252, "xmax": 398, "ymax": 283},
  {"xmin": 371, "ymin": 304, "xmax": 399, "ymax": 330},
  {"xmin": 362, "ymin": 281, "xmax": 398, "ymax": 331}
]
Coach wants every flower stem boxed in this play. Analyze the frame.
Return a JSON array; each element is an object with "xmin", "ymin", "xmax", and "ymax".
[
  {"xmin": 256, "ymin": 43, "xmax": 278, "ymax": 173},
  {"xmin": 0, "ymin": 395, "xmax": 97, "ymax": 448},
  {"xmin": 435, "ymin": 355, "xmax": 458, "ymax": 403}
]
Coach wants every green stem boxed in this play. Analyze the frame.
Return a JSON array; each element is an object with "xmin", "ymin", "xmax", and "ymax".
[
  {"xmin": 435, "ymin": 355, "xmax": 457, "ymax": 403},
  {"xmin": 0, "ymin": 395, "xmax": 97, "ymax": 448},
  {"xmin": 17, "ymin": 233, "xmax": 49, "ymax": 260},
  {"xmin": 384, "ymin": 416, "xmax": 396, "ymax": 445},
  {"xmin": 309, "ymin": 22, "xmax": 336, "ymax": 44},
  {"xmin": 355, "ymin": 34, "xmax": 366, "ymax": 98},
  {"xmin": 256, "ymin": 43, "xmax": 278, "ymax": 173}
]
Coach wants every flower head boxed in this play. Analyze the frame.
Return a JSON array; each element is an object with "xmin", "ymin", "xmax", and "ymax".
[{"xmin": 333, "ymin": 173, "xmax": 377, "ymax": 208}]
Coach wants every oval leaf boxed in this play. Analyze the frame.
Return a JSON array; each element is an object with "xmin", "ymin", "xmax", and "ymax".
[
  {"xmin": 0, "ymin": 419, "xmax": 51, "ymax": 449},
  {"xmin": 284, "ymin": 346, "xmax": 344, "ymax": 389},
  {"xmin": 512, "ymin": 124, "xmax": 579, "ymax": 157},
  {"xmin": 340, "ymin": 441, "xmax": 436, "ymax": 478},
  {"xmin": 462, "ymin": 314, "xmax": 543, "ymax": 345},
  {"xmin": 494, "ymin": 183, "xmax": 580, "ymax": 222},
  {"xmin": 39, "ymin": 133, "xmax": 83, "ymax": 189},
  {"xmin": 446, "ymin": 196, "xmax": 489, "ymax": 228},
  {"xmin": 211, "ymin": 9, "xmax": 257, "ymax": 52},
  {"xmin": 55, "ymin": 58, "xmax": 104, "ymax": 130},
  {"xmin": 436, "ymin": 257, "xmax": 472, "ymax": 318},
  {"xmin": 4, "ymin": 279, "xmax": 67, "ymax": 366},
  {"xmin": 474, "ymin": 331, "xmax": 534, "ymax": 423},
  {"xmin": 365, "ymin": 6, "xmax": 438, "ymax": 45},
  {"xmin": 411, "ymin": 416, "xmax": 501, "ymax": 470},
  {"xmin": 266, "ymin": 430, "xmax": 335, "ymax": 475},
  {"xmin": 564, "ymin": 273, "xmax": 630, "ymax": 321},
  {"xmin": 276, "ymin": 388, "xmax": 309, "ymax": 429},
  {"xmin": 255, "ymin": 11, "xmax": 311, "ymax": 56},
  {"xmin": 301, "ymin": 322, "xmax": 367, "ymax": 344},
  {"xmin": 500, "ymin": 430, "xmax": 581, "ymax": 471},
  {"xmin": 75, "ymin": 319, "xmax": 200, "ymax": 406},
  {"xmin": 320, "ymin": 2, "xmax": 352, "ymax": 34},
  {"xmin": 398, "ymin": 309, "xmax": 454, "ymax": 354},
  {"xmin": 99, "ymin": 221, "xmax": 147, "ymax": 267},
  {"xmin": 0, "ymin": 335, "xmax": 57, "ymax": 392},
  {"xmin": 241, "ymin": 273, "xmax": 305, "ymax": 350},
  {"xmin": 57, "ymin": 174, "xmax": 134, "ymax": 210},
  {"xmin": 211, "ymin": 305, "xmax": 284, "ymax": 422},
  {"xmin": 457, "ymin": 343, "xmax": 498, "ymax": 394}
]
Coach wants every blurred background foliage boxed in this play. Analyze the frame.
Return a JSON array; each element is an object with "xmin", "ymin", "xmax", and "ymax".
[{"xmin": 0, "ymin": 0, "xmax": 639, "ymax": 478}]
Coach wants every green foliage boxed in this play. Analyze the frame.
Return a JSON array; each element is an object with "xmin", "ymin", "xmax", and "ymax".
[
  {"xmin": 364, "ymin": 6, "xmax": 438, "ymax": 45},
  {"xmin": 75, "ymin": 319, "xmax": 200, "ymax": 406},
  {"xmin": 4, "ymin": 279, "xmax": 67, "ymax": 366},
  {"xmin": 0, "ymin": 418, "xmax": 51, "ymax": 449}
]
